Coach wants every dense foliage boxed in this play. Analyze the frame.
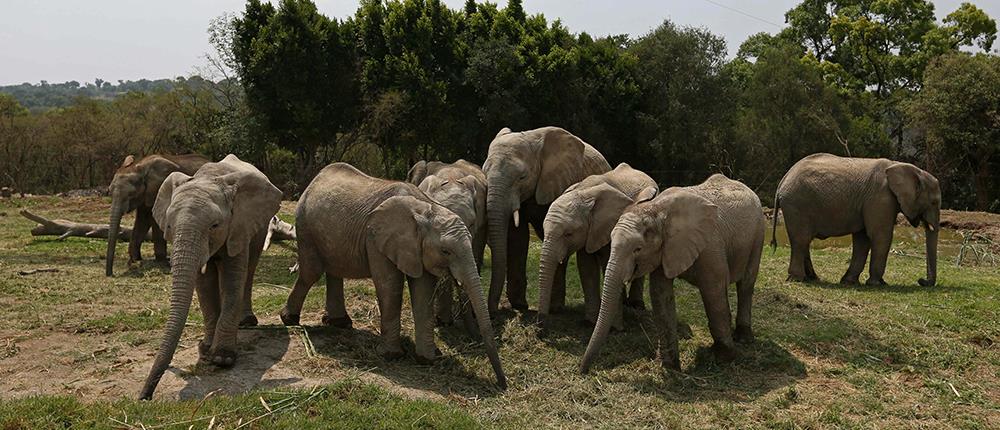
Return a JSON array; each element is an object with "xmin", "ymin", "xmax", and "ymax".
[{"xmin": 1, "ymin": 0, "xmax": 997, "ymax": 210}]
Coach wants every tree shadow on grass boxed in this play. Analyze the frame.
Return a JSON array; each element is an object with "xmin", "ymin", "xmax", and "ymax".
[{"xmin": 804, "ymin": 278, "xmax": 966, "ymax": 294}]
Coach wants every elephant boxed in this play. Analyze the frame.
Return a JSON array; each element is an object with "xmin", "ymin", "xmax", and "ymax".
[
  {"xmin": 772, "ymin": 153, "xmax": 940, "ymax": 287},
  {"xmin": 278, "ymin": 163, "xmax": 506, "ymax": 388},
  {"xmin": 580, "ymin": 174, "xmax": 765, "ymax": 373},
  {"xmin": 407, "ymin": 159, "xmax": 487, "ymax": 331},
  {"xmin": 483, "ymin": 126, "xmax": 611, "ymax": 315},
  {"xmin": 106, "ymin": 153, "xmax": 208, "ymax": 276},
  {"xmin": 536, "ymin": 163, "xmax": 657, "ymax": 332},
  {"xmin": 139, "ymin": 154, "xmax": 283, "ymax": 400}
]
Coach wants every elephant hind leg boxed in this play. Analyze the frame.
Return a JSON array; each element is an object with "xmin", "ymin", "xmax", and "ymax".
[
  {"xmin": 804, "ymin": 250, "xmax": 818, "ymax": 281},
  {"xmin": 735, "ymin": 251, "xmax": 761, "ymax": 345},
  {"xmin": 280, "ymin": 243, "xmax": 323, "ymax": 326},
  {"xmin": 841, "ymin": 231, "xmax": 870, "ymax": 285},
  {"xmin": 787, "ymin": 234, "xmax": 812, "ymax": 282},
  {"xmin": 322, "ymin": 275, "xmax": 352, "ymax": 328}
]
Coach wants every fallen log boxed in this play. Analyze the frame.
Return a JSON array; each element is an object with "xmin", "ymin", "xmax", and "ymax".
[
  {"xmin": 20, "ymin": 210, "xmax": 297, "ymax": 247},
  {"xmin": 20, "ymin": 210, "xmax": 144, "ymax": 241}
]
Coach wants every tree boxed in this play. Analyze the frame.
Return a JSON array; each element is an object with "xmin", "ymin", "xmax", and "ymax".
[{"xmin": 908, "ymin": 53, "xmax": 1000, "ymax": 210}]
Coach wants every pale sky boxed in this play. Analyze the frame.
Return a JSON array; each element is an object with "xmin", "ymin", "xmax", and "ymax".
[{"xmin": 1, "ymin": 0, "xmax": 996, "ymax": 85}]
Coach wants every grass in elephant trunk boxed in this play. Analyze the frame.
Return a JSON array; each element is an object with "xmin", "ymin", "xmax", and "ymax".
[{"xmin": 1, "ymin": 196, "xmax": 999, "ymax": 428}]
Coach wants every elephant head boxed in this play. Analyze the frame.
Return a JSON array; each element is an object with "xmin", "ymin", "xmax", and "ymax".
[
  {"xmin": 139, "ymin": 155, "xmax": 281, "ymax": 400},
  {"xmin": 418, "ymin": 175, "xmax": 481, "ymax": 233},
  {"xmin": 886, "ymin": 163, "xmax": 941, "ymax": 286},
  {"xmin": 106, "ymin": 155, "xmax": 180, "ymax": 276},
  {"xmin": 482, "ymin": 127, "xmax": 594, "ymax": 310},
  {"xmin": 536, "ymin": 183, "xmax": 656, "ymax": 327},
  {"xmin": 580, "ymin": 190, "xmax": 717, "ymax": 373},
  {"xmin": 367, "ymin": 196, "xmax": 506, "ymax": 388}
]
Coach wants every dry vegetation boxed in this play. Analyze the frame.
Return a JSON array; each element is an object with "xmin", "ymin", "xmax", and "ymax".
[{"xmin": 1, "ymin": 196, "xmax": 998, "ymax": 428}]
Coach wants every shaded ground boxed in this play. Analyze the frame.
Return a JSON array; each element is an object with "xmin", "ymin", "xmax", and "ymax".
[{"xmin": 1, "ymin": 196, "xmax": 999, "ymax": 428}]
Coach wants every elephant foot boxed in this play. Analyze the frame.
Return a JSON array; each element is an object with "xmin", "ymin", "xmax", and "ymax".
[
  {"xmin": 197, "ymin": 339, "xmax": 213, "ymax": 361},
  {"xmin": 711, "ymin": 341, "xmax": 739, "ymax": 362},
  {"xmin": 239, "ymin": 314, "xmax": 259, "ymax": 327},
  {"xmin": 414, "ymin": 348, "xmax": 443, "ymax": 365},
  {"xmin": 435, "ymin": 316, "xmax": 454, "ymax": 327},
  {"xmin": 279, "ymin": 308, "xmax": 300, "ymax": 326},
  {"xmin": 379, "ymin": 345, "xmax": 405, "ymax": 361},
  {"xmin": 918, "ymin": 278, "xmax": 936, "ymax": 287},
  {"xmin": 734, "ymin": 325, "xmax": 754, "ymax": 344},
  {"xmin": 865, "ymin": 278, "xmax": 887, "ymax": 287},
  {"xmin": 677, "ymin": 322, "xmax": 693, "ymax": 340},
  {"xmin": 839, "ymin": 275, "xmax": 860, "ymax": 285},
  {"xmin": 210, "ymin": 348, "xmax": 237, "ymax": 368},
  {"xmin": 786, "ymin": 273, "xmax": 806, "ymax": 283},
  {"xmin": 661, "ymin": 355, "xmax": 681, "ymax": 371},
  {"xmin": 625, "ymin": 298, "xmax": 646, "ymax": 310},
  {"xmin": 321, "ymin": 314, "xmax": 353, "ymax": 329},
  {"xmin": 509, "ymin": 301, "xmax": 530, "ymax": 312}
]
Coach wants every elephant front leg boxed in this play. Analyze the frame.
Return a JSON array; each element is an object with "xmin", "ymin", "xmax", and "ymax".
[
  {"xmin": 840, "ymin": 231, "xmax": 870, "ymax": 285},
  {"xmin": 408, "ymin": 275, "xmax": 440, "ymax": 363},
  {"xmin": 866, "ymin": 228, "xmax": 893, "ymax": 286},
  {"xmin": 627, "ymin": 277, "xmax": 645, "ymax": 310},
  {"xmin": 550, "ymin": 260, "xmax": 568, "ymax": 314},
  {"xmin": 211, "ymin": 252, "xmax": 249, "ymax": 368},
  {"xmin": 372, "ymin": 263, "xmax": 405, "ymax": 360},
  {"xmin": 505, "ymin": 217, "xmax": 530, "ymax": 311},
  {"xmin": 151, "ymin": 221, "xmax": 168, "ymax": 262},
  {"xmin": 322, "ymin": 275, "xmax": 352, "ymax": 328},
  {"xmin": 433, "ymin": 278, "xmax": 455, "ymax": 327},
  {"xmin": 648, "ymin": 271, "xmax": 679, "ymax": 370},
  {"xmin": 577, "ymin": 251, "xmax": 602, "ymax": 326},
  {"xmin": 129, "ymin": 208, "xmax": 153, "ymax": 265},
  {"xmin": 195, "ymin": 262, "xmax": 221, "ymax": 362}
]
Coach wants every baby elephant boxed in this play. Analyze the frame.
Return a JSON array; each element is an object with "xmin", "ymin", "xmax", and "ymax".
[
  {"xmin": 774, "ymin": 153, "xmax": 940, "ymax": 286},
  {"xmin": 139, "ymin": 155, "xmax": 282, "ymax": 400},
  {"xmin": 407, "ymin": 159, "xmax": 487, "ymax": 331},
  {"xmin": 536, "ymin": 163, "xmax": 657, "ymax": 332},
  {"xmin": 280, "ymin": 163, "xmax": 506, "ymax": 388},
  {"xmin": 581, "ymin": 174, "xmax": 765, "ymax": 373}
]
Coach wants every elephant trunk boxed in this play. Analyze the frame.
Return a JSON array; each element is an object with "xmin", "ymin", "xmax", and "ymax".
[
  {"xmin": 105, "ymin": 195, "xmax": 125, "ymax": 276},
  {"xmin": 456, "ymin": 258, "xmax": 507, "ymax": 389},
  {"xmin": 139, "ymin": 229, "xmax": 206, "ymax": 400},
  {"xmin": 486, "ymin": 181, "xmax": 511, "ymax": 314},
  {"xmin": 921, "ymin": 224, "xmax": 938, "ymax": 287},
  {"xmin": 580, "ymin": 252, "xmax": 627, "ymax": 374},
  {"xmin": 535, "ymin": 239, "xmax": 562, "ymax": 329}
]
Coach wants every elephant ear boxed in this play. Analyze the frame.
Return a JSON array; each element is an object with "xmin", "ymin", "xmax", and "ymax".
[
  {"xmin": 220, "ymin": 166, "xmax": 283, "ymax": 257},
  {"xmin": 152, "ymin": 171, "xmax": 193, "ymax": 237},
  {"xmin": 121, "ymin": 155, "xmax": 135, "ymax": 168},
  {"xmin": 418, "ymin": 175, "xmax": 444, "ymax": 195},
  {"xmin": 369, "ymin": 196, "xmax": 430, "ymax": 278},
  {"xmin": 634, "ymin": 186, "xmax": 657, "ymax": 203},
  {"xmin": 407, "ymin": 161, "xmax": 428, "ymax": 185},
  {"xmin": 886, "ymin": 163, "xmax": 925, "ymax": 223},
  {"xmin": 535, "ymin": 128, "xmax": 586, "ymax": 205},
  {"xmin": 659, "ymin": 190, "xmax": 718, "ymax": 279},
  {"xmin": 495, "ymin": 127, "xmax": 512, "ymax": 138},
  {"xmin": 142, "ymin": 157, "xmax": 182, "ymax": 207},
  {"xmin": 585, "ymin": 184, "xmax": 635, "ymax": 253}
]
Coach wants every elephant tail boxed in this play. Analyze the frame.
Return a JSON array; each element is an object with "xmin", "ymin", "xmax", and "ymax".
[{"xmin": 770, "ymin": 195, "xmax": 780, "ymax": 254}]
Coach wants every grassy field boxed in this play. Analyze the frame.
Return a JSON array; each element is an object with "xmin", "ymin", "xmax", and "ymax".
[{"xmin": 0, "ymin": 196, "xmax": 998, "ymax": 429}]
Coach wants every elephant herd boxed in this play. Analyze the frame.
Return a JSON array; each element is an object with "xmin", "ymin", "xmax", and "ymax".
[{"xmin": 101, "ymin": 127, "xmax": 940, "ymax": 400}]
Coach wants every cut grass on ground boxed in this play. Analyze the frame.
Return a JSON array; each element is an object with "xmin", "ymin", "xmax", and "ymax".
[{"xmin": 0, "ymin": 196, "xmax": 998, "ymax": 428}]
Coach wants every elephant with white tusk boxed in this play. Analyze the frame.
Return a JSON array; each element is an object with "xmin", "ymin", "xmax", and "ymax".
[
  {"xmin": 536, "ymin": 163, "xmax": 658, "ymax": 333},
  {"xmin": 580, "ymin": 174, "xmax": 765, "ymax": 374},
  {"xmin": 139, "ymin": 154, "xmax": 283, "ymax": 400},
  {"xmin": 483, "ymin": 126, "xmax": 611, "ymax": 315},
  {"xmin": 105, "ymin": 153, "xmax": 208, "ymax": 276},
  {"xmin": 279, "ymin": 163, "xmax": 506, "ymax": 389},
  {"xmin": 773, "ymin": 153, "xmax": 941, "ymax": 287}
]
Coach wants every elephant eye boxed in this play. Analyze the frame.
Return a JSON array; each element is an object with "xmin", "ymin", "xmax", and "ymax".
[
  {"xmin": 443, "ymin": 249, "xmax": 452, "ymax": 256},
  {"xmin": 211, "ymin": 223, "xmax": 220, "ymax": 230}
]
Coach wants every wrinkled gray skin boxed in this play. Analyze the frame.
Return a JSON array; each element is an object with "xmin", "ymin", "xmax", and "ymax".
[
  {"xmin": 581, "ymin": 174, "xmax": 765, "ymax": 374},
  {"xmin": 483, "ymin": 127, "xmax": 611, "ymax": 315},
  {"xmin": 536, "ymin": 163, "xmax": 658, "ymax": 333},
  {"xmin": 139, "ymin": 155, "xmax": 282, "ymax": 400},
  {"xmin": 106, "ymin": 153, "xmax": 208, "ymax": 276},
  {"xmin": 773, "ymin": 153, "xmax": 940, "ymax": 287},
  {"xmin": 407, "ymin": 160, "xmax": 487, "ymax": 334},
  {"xmin": 280, "ymin": 163, "xmax": 506, "ymax": 389}
]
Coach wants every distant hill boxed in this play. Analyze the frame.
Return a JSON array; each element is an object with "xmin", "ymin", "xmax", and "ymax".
[{"xmin": 0, "ymin": 77, "xmax": 215, "ymax": 111}]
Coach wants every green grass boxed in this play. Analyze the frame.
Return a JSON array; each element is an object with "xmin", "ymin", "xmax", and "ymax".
[{"xmin": 1, "ymin": 196, "xmax": 999, "ymax": 428}]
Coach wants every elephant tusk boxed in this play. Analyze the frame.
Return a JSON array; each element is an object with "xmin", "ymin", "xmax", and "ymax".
[
  {"xmin": 513, "ymin": 209, "xmax": 520, "ymax": 228},
  {"xmin": 928, "ymin": 224, "xmax": 936, "ymax": 232},
  {"xmin": 200, "ymin": 264, "xmax": 207, "ymax": 274}
]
